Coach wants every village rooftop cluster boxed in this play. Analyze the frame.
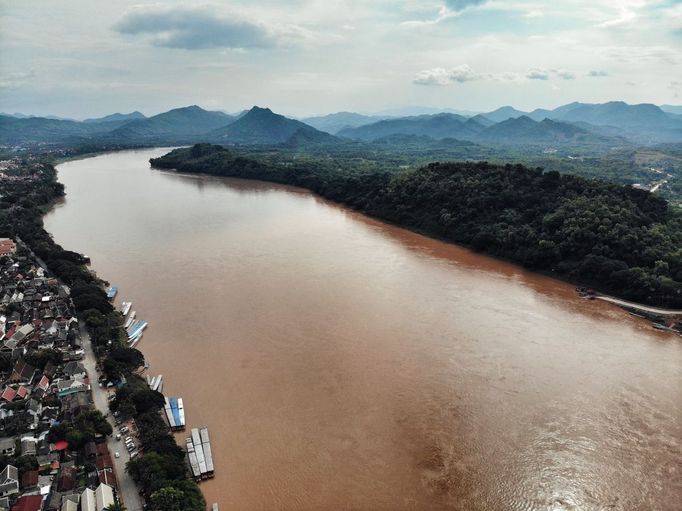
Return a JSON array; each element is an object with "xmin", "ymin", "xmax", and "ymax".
[{"xmin": 0, "ymin": 240, "xmax": 119, "ymax": 511}]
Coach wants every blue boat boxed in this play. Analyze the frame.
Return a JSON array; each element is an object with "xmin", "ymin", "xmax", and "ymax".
[{"xmin": 106, "ymin": 286, "xmax": 118, "ymax": 300}]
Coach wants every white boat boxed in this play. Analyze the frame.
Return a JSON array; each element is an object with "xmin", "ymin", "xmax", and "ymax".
[
  {"xmin": 121, "ymin": 301, "xmax": 132, "ymax": 316},
  {"xmin": 128, "ymin": 321, "xmax": 148, "ymax": 339},
  {"xmin": 178, "ymin": 398, "xmax": 185, "ymax": 427},
  {"xmin": 129, "ymin": 331, "xmax": 143, "ymax": 346},
  {"xmin": 124, "ymin": 312, "xmax": 136, "ymax": 329},
  {"xmin": 129, "ymin": 335, "xmax": 142, "ymax": 348}
]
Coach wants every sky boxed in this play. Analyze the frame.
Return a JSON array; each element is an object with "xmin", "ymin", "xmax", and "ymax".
[{"xmin": 1, "ymin": 0, "xmax": 681, "ymax": 119}]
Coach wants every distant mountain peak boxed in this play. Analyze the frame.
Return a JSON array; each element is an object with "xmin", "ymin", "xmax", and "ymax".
[{"xmin": 248, "ymin": 106, "xmax": 274, "ymax": 114}]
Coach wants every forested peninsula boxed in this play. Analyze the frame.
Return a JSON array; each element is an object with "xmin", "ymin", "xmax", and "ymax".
[{"xmin": 152, "ymin": 144, "xmax": 682, "ymax": 308}]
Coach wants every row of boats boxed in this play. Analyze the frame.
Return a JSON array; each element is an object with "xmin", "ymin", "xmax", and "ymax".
[
  {"xmin": 120, "ymin": 299, "xmax": 148, "ymax": 348},
  {"xmin": 147, "ymin": 374, "xmax": 164, "ymax": 393},
  {"xmin": 114, "ymin": 288, "xmax": 216, "ymax": 490},
  {"xmin": 187, "ymin": 426, "xmax": 215, "ymax": 481},
  {"xmin": 164, "ymin": 396, "xmax": 186, "ymax": 431}
]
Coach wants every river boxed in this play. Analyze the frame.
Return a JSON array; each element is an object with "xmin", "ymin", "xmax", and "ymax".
[{"xmin": 44, "ymin": 149, "xmax": 682, "ymax": 511}]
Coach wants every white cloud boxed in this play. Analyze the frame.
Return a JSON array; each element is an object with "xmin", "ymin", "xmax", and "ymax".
[
  {"xmin": 413, "ymin": 65, "xmax": 480, "ymax": 85},
  {"xmin": 588, "ymin": 70, "xmax": 609, "ymax": 77},
  {"xmin": 113, "ymin": 4, "xmax": 276, "ymax": 50},
  {"xmin": 526, "ymin": 69, "xmax": 550, "ymax": 80},
  {"xmin": 0, "ymin": 70, "xmax": 36, "ymax": 90}
]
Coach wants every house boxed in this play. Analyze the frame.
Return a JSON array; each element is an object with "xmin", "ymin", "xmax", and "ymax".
[
  {"xmin": 9, "ymin": 360, "xmax": 35, "ymax": 385},
  {"xmin": 56, "ymin": 465, "xmax": 75, "ymax": 492},
  {"xmin": 26, "ymin": 399, "xmax": 42, "ymax": 430},
  {"xmin": 10, "ymin": 495, "xmax": 43, "ymax": 511},
  {"xmin": 20, "ymin": 437, "xmax": 37, "ymax": 456},
  {"xmin": 0, "ymin": 240, "xmax": 16, "ymax": 257},
  {"xmin": 33, "ymin": 375, "xmax": 50, "ymax": 399},
  {"xmin": 62, "ymin": 362, "xmax": 86, "ymax": 380},
  {"xmin": 60, "ymin": 499, "xmax": 77, "ymax": 511},
  {"xmin": 0, "ymin": 388, "xmax": 16, "ymax": 402},
  {"xmin": 94, "ymin": 483, "xmax": 114, "ymax": 511},
  {"xmin": 80, "ymin": 488, "xmax": 95, "ymax": 511},
  {"xmin": 0, "ymin": 465, "xmax": 18, "ymax": 498},
  {"xmin": 84, "ymin": 442, "xmax": 97, "ymax": 460},
  {"xmin": 20, "ymin": 470, "xmax": 38, "ymax": 492},
  {"xmin": 0, "ymin": 437, "xmax": 15, "ymax": 456},
  {"xmin": 9, "ymin": 324, "xmax": 34, "ymax": 344},
  {"xmin": 56, "ymin": 379, "xmax": 87, "ymax": 397}
]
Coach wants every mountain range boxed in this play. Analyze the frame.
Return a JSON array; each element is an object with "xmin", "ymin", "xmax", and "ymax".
[{"xmin": 1, "ymin": 101, "xmax": 681, "ymax": 149}]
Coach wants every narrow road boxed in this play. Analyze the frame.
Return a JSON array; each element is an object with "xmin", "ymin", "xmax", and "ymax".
[
  {"xmin": 80, "ymin": 327, "xmax": 144, "ymax": 511},
  {"xmin": 596, "ymin": 294, "xmax": 682, "ymax": 316}
]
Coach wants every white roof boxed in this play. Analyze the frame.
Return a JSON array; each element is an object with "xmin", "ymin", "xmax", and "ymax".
[
  {"xmin": 95, "ymin": 483, "xmax": 114, "ymax": 511},
  {"xmin": 80, "ymin": 488, "xmax": 96, "ymax": 511}
]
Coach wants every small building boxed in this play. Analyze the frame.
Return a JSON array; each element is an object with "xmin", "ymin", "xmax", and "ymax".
[
  {"xmin": 10, "ymin": 495, "xmax": 43, "ymax": 511},
  {"xmin": 0, "ymin": 239, "xmax": 16, "ymax": 257},
  {"xmin": 20, "ymin": 437, "xmax": 37, "ymax": 456},
  {"xmin": 9, "ymin": 324, "xmax": 34, "ymax": 344},
  {"xmin": 57, "ymin": 465, "xmax": 75, "ymax": 492},
  {"xmin": 9, "ymin": 359, "xmax": 35, "ymax": 385},
  {"xmin": 0, "ymin": 465, "xmax": 19, "ymax": 498},
  {"xmin": 94, "ymin": 483, "xmax": 114, "ymax": 511},
  {"xmin": 62, "ymin": 361, "xmax": 86, "ymax": 380},
  {"xmin": 0, "ymin": 388, "xmax": 16, "ymax": 402},
  {"xmin": 84, "ymin": 442, "xmax": 97, "ymax": 460},
  {"xmin": 56, "ymin": 379, "xmax": 88, "ymax": 398},
  {"xmin": 0, "ymin": 437, "xmax": 16, "ymax": 456},
  {"xmin": 80, "ymin": 488, "xmax": 95, "ymax": 511},
  {"xmin": 20, "ymin": 470, "xmax": 38, "ymax": 492},
  {"xmin": 60, "ymin": 499, "xmax": 77, "ymax": 511}
]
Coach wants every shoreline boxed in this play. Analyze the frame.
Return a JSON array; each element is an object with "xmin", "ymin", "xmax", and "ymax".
[{"xmin": 6, "ymin": 149, "xmax": 209, "ymax": 510}]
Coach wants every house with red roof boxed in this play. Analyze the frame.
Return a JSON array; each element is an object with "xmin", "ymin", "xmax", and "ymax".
[
  {"xmin": 15, "ymin": 386, "xmax": 29, "ymax": 400},
  {"xmin": 0, "ymin": 387, "xmax": 16, "ymax": 402},
  {"xmin": 10, "ymin": 494, "xmax": 43, "ymax": 511}
]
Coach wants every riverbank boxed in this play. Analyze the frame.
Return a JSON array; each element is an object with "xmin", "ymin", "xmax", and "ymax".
[{"xmin": 0, "ymin": 151, "xmax": 207, "ymax": 510}]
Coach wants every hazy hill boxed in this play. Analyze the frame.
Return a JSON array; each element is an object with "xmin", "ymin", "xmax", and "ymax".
[
  {"xmin": 553, "ymin": 101, "xmax": 674, "ymax": 128},
  {"xmin": 338, "ymin": 113, "xmax": 486, "ymax": 141},
  {"xmin": 482, "ymin": 106, "xmax": 528, "ymax": 122},
  {"xmin": 84, "ymin": 111, "xmax": 146, "ymax": 123},
  {"xmin": 0, "ymin": 115, "xmax": 103, "ymax": 145},
  {"xmin": 106, "ymin": 105, "xmax": 233, "ymax": 141},
  {"xmin": 660, "ymin": 105, "xmax": 682, "ymax": 115},
  {"xmin": 209, "ymin": 106, "xmax": 336, "ymax": 145},
  {"xmin": 301, "ymin": 112, "xmax": 385, "ymax": 134},
  {"xmin": 477, "ymin": 116, "xmax": 602, "ymax": 145}
]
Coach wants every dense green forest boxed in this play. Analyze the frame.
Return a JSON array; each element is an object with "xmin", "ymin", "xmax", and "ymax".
[
  {"xmin": 0, "ymin": 156, "xmax": 206, "ymax": 511},
  {"xmin": 153, "ymin": 144, "xmax": 682, "ymax": 307}
]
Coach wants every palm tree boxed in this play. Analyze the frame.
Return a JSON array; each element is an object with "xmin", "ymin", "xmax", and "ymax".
[{"xmin": 104, "ymin": 502, "xmax": 126, "ymax": 511}]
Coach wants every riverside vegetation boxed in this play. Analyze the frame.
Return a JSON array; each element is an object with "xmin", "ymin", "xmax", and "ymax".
[
  {"xmin": 152, "ymin": 144, "xmax": 682, "ymax": 308},
  {"xmin": 0, "ymin": 154, "xmax": 205, "ymax": 511}
]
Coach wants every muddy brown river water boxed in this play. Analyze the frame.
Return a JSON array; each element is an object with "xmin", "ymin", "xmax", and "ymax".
[{"xmin": 44, "ymin": 149, "xmax": 682, "ymax": 510}]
